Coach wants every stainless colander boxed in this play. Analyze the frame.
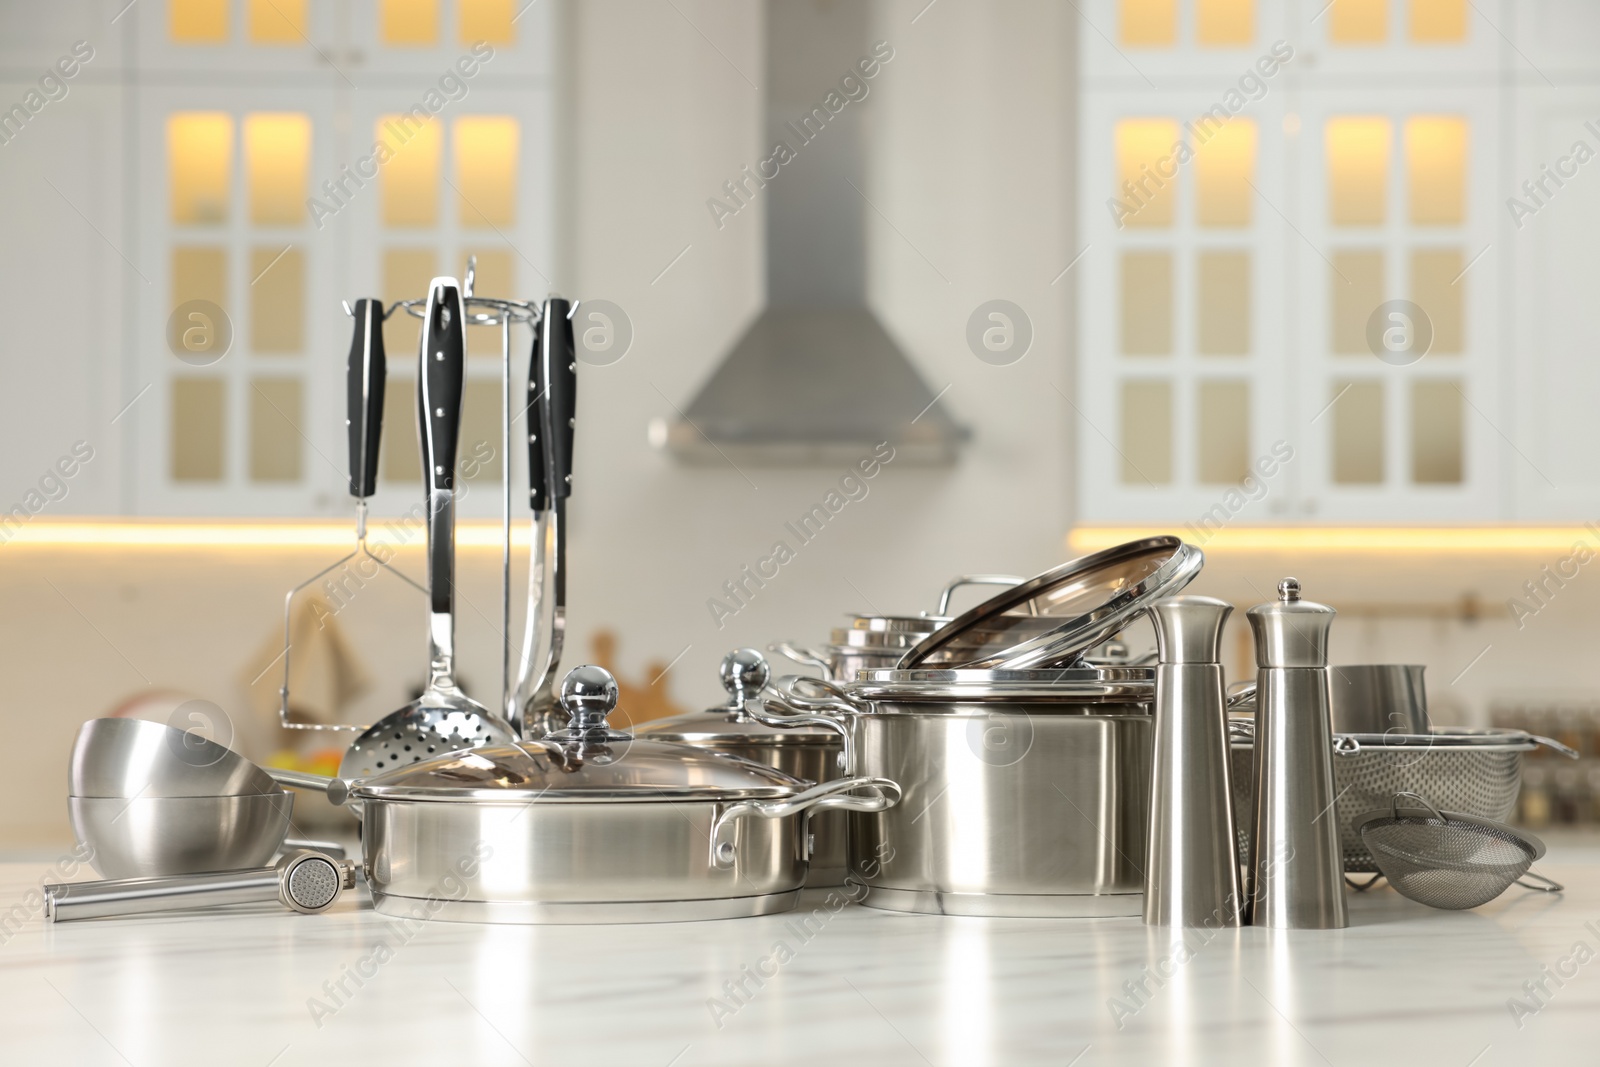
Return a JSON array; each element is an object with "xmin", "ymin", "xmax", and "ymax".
[
  {"xmin": 1229, "ymin": 726, "xmax": 1577, "ymax": 873},
  {"xmin": 1353, "ymin": 791, "xmax": 1562, "ymax": 909}
]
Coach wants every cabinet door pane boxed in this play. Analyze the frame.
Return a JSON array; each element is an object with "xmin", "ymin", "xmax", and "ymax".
[
  {"xmin": 1195, "ymin": 119, "xmax": 1255, "ymax": 227},
  {"xmin": 1411, "ymin": 248, "xmax": 1463, "ymax": 354},
  {"xmin": 1411, "ymin": 380, "xmax": 1463, "ymax": 484},
  {"xmin": 1121, "ymin": 251, "xmax": 1173, "ymax": 355},
  {"xmin": 249, "ymin": 378, "xmax": 304, "ymax": 482},
  {"xmin": 1332, "ymin": 250, "xmax": 1385, "ymax": 354},
  {"xmin": 1198, "ymin": 381, "xmax": 1250, "ymax": 483},
  {"xmin": 1115, "ymin": 120, "xmax": 1180, "ymax": 227},
  {"xmin": 1119, "ymin": 0, "xmax": 1177, "ymax": 46},
  {"xmin": 172, "ymin": 378, "xmax": 226, "ymax": 482},
  {"xmin": 1405, "ymin": 116, "xmax": 1467, "ymax": 225},
  {"xmin": 1332, "ymin": 380, "xmax": 1385, "ymax": 484},
  {"xmin": 1327, "ymin": 117, "xmax": 1390, "ymax": 225},
  {"xmin": 1121, "ymin": 380, "xmax": 1172, "ymax": 485},
  {"xmin": 1198, "ymin": 251, "xmax": 1250, "ymax": 354}
]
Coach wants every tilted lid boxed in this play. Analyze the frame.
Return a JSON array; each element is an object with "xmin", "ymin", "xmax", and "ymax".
[
  {"xmin": 1246, "ymin": 578, "xmax": 1335, "ymax": 669},
  {"xmin": 899, "ymin": 537, "xmax": 1205, "ymax": 670},
  {"xmin": 639, "ymin": 649, "xmax": 841, "ymax": 746},
  {"xmin": 353, "ymin": 665, "xmax": 809, "ymax": 802}
]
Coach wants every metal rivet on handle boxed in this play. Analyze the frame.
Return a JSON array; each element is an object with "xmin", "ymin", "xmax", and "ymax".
[{"xmin": 435, "ymin": 407, "xmax": 444, "ymax": 417}]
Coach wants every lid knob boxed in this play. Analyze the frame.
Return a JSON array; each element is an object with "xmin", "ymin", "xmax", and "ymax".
[
  {"xmin": 1278, "ymin": 578, "xmax": 1301, "ymax": 603},
  {"xmin": 719, "ymin": 648, "xmax": 771, "ymax": 706},
  {"xmin": 557, "ymin": 665, "xmax": 622, "ymax": 739}
]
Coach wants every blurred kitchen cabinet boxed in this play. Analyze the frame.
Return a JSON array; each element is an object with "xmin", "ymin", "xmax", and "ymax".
[
  {"xmin": 0, "ymin": 80, "xmax": 127, "ymax": 515},
  {"xmin": 1508, "ymin": 87, "xmax": 1600, "ymax": 521},
  {"xmin": 0, "ymin": 0, "xmax": 555, "ymax": 519},
  {"xmin": 1076, "ymin": 0, "xmax": 1512, "ymax": 527}
]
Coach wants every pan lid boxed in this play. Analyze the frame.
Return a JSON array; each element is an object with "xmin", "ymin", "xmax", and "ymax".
[
  {"xmin": 638, "ymin": 650, "xmax": 841, "ymax": 746},
  {"xmin": 898, "ymin": 537, "xmax": 1204, "ymax": 670},
  {"xmin": 352, "ymin": 665, "xmax": 811, "ymax": 802}
]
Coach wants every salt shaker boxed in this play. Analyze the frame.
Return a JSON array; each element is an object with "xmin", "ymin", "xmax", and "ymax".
[
  {"xmin": 1246, "ymin": 578, "xmax": 1348, "ymax": 929},
  {"xmin": 1144, "ymin": 596, "xmax": 1244, "ymax": 928}
]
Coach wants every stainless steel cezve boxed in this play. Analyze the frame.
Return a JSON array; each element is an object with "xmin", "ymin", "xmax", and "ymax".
[
  {"xmin": 1144, "ymin": 596, "xmax": 1243, "ymax": 929},
  {"xmin": 1246, "ymin": 578, "xmax": 1348, "ymax": 930},
  {"xmin": 637, "ymin": 649, "xmax": 854, "ymax": 885}
]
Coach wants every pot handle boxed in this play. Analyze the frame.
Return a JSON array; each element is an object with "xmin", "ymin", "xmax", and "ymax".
[
  {"xmin": 744, "ymin": 698, "xmax": 856, "ymax": 773},
  {"xmin": 773, "ymin": 674, "xmax": 871, "ymax": 713},
  {"xmin": 934, "ymin": 574, "xmax": 1026, "ymax": 615},
  {"xmin": 767, "ymin": 642, "xmax": 835, "ymax": 680},
  {"xmin": 710, "ymin": 777, "xmax": 900, "ymax": 868},
  {"xmin": 1225, "ymin": 680, "xmax": 1257, "ymax": 710}
]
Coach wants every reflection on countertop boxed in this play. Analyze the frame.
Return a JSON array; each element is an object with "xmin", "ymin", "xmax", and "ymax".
[{"xmin": 3, "ymin": 838, "xmax": 1599, "ymax": 1065}]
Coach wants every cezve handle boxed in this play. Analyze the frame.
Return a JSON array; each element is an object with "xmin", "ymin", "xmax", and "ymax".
[
  {"xmin": 45, "ymin": 850, "xmax": 353, "ymax": 921},
  {"xmin": 346, "ymin": 298, "xmax": 386, "ymax": 499},
  {"xmin": 541, "ymin": 298, "xmax": 576, "ymax": 502},
  {"xmin": 420, "ymin": 278, "xmax": 466, "ymax": 616}
]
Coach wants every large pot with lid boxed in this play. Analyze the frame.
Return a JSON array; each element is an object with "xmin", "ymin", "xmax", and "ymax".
[
  {"xmin": 772, "ymin": 575, "xmax": 1073, "ymax": 680},
  {"xmin": 637, "ymin": 649, "xmax": 854, "ymax": 886},
  {"xmin": 765, "ymin": 537, "xmax": 1203, "ymax": 917},
  {"xmin": 281, "ymin": 666, "xmax": 899, "ymax": 924}
]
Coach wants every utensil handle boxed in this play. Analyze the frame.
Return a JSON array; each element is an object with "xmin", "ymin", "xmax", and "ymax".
[
  {"xmin": 527, "ymin": 313, "xmax": 548, "ymax": 512},
  {"xmin": 46, "ymin": 868, "xmax": 281, "ymax": 922},
  {"xmin": 347, "ymin": 298, "xmax": 387, "ymax": 499},
  {"xmin": 746, "ymin": 696, "xmax": 855, "ymax": 772},
  {"xmin": 542, "ymin": 298, "xmax": 576, "ymax": 501},
  {"xmin": 266, "ymin": 767, "xmax": 351, "ymax": 806},
  {"xmin": 420, "ymin": 278, "xmax": 466, "ymax": 619}
]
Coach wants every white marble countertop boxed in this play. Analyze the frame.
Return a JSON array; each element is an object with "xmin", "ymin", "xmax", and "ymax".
[{"xmin": 3, "ymin": 838, "xmax": 1599, "ymax": 1066}]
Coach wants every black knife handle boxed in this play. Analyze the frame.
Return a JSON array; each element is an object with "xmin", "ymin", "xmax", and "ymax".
[
  {"xmin": 345, "ymin": 299, "xmax": 386, "ymax": 499},
  {"xmin": 419, "ymin": 280, "xmax": 465, "ymax": 493},
  {"xmin": 527, "ymin": 314, "xmax": 548, "ymax": 512},
  {"xmin": 542, "ymin": 298, "xmax": 576, "ymax": 501}
]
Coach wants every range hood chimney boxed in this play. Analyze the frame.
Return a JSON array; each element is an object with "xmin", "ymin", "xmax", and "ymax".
[{"xmin": 658, "ymin": 0, "xmax": 967, "ymax": 465}]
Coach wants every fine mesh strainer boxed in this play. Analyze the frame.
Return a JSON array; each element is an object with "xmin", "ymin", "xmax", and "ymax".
[{"xmin": 1353, "ymin": 791, "xmax": 1562, "ymax": 910}]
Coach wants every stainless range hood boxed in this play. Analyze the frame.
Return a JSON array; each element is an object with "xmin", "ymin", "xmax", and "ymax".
[{"xmin": 658, "ymin": 0, "xmax": 967, "ymax": 466}]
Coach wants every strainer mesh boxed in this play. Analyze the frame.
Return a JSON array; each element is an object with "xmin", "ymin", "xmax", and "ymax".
[
  {"xmin": 288, "ymin": 858, "xmax": 340, "ymax": 910},
  {"xmin": 1230, "ymin": 745, "xmax": 1524, "ymax": 873},
  {"xmin": 1359, "ymin": 815, "xmax": 1535, "ymax": 910}
]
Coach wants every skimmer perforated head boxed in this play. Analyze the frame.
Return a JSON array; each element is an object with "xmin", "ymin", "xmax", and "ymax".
[{"xmin": 1354, "ymin": 792, "xmax": 1561, "ymax": 910}]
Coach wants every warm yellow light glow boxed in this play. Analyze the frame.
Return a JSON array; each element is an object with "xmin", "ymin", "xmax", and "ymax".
[
  {"xmin": 1326, "ymin": 116, "xmax": 1391, "ymax": 226},
  {"xmin": 169, "ymin": 112, "xmax": 233, "ymax": 225},
  {"xmin": 1068, "ymin": 527, "xmax": 1597, "ymax": 554},
  {"xmin": 171, "ymin": 0, "xmax": 228, "ymax": 43},
  {"xmin": 460, "ymin": 0, "xmax": 516, "ymax": 44},
  {"xmin": 1197, "ymin": 0, "xmax": 1253, "ymax": 45},
  {"xmin": 1119, "ymin": 0, "xmax": 1176, "ymax": 46},
  {"xmin": 1406, "ymin": 116, "xmax": 1467, "ymax": 225},
  {"xmin": 377, "ymin": 113, "xmax": 442, "ymax": 227},
  {"xmin": 4, "ymin": 521, "xmax": 532, "ymax": 549},
  {"xmin": 1330, "ymin": 0, "xmax": 1387, "ymax": 44},
  {"xmin": 1116, "ymin": 118, "xmax": 1180, "ymax": 228},
  {"xmin": 249, "ymin": 0, "xmax": 307, "ymax": 43},
  {"xmin": 1195, "ymin": 118, "xmax": 1255, "ymax": 226},
  {"xmin": 454, "ymin": 116, "xmax": 519, "ymax": 228},
  {"xmin": 245, "ymin": 112, "xmax": 311, "ymax": 225},
  {"xmin": 382, "ymin": 0, "xmax": 439, "ymax": 46},
  {"xmin": 1410, "ymin": 0, "xmax": 1466, "ymax": 42}
]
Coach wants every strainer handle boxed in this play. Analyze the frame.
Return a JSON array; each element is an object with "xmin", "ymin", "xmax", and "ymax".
[
  {"xmin": 1527, "ymin": 734, "xmax": 1581, "ymax": 760},
  {"xmin": 1391, "ymin": 790, "xmax": 1446, "ymax": 822},
  {"xmin": 1515, "ymin": 870, "xmax": 1564, "ymax": 893}
]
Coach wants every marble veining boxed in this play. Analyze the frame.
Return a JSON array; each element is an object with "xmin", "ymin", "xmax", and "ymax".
[{"xmin": 2, "ymin": 840, "xmax": 1598, "ymax": 1066}]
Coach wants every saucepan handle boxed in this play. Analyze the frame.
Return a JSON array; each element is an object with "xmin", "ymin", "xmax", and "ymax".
[
  {"xmin": 767, "ymin": 642, "xmax": 835, "ymax": 680},
  {"xmin": 744, "ymin": 697, "xmax": 855, "ymax": 772},
  {"xmin": 267, "ymin": 768, "xmax": 354, "ymax": 808},
  {"xmin": 710, "ymin": 777, "xmax": 900, "ymax": 868}
]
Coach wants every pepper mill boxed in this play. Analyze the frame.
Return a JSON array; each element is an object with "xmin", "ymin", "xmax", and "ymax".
[
  {"xmin": 1144, "ymin": 596, "xmax": 1244, "ymax": 928},
  {"xmin": 1246, "ymin": 578, "xmax": 1348, "ymax": 929}
]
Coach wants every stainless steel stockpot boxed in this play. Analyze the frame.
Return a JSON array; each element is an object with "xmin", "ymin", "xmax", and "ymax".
[
  {"xmin": 637, "ymin": 649, "xmax": 854, "ymax": 886},
  {"xmin": 769, "ymin": 668, "xmax": 1155, "ymax": 917},
  {"xmin": 349, "ymin": 666, "xmax": 899, "ymax": 924}
]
